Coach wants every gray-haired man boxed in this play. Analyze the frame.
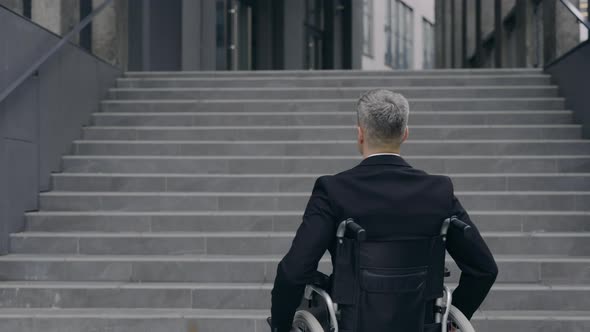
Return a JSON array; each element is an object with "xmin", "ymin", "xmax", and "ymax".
[{"xmin": 270, "ymin": 89, "xmax": 498, "ymax": 332}]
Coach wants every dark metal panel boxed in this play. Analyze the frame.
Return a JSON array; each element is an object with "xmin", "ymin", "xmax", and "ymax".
[
  {"xmin": 545, "ymin": 41, "xmax": 590, "ymax": 138},
  {"xmin": 515, "ymin": 0, "xmax": 528, "ymax": 67},
  {"xmin": 461, "ymin": 0, "xmax": 467, "ymax": 67},
  {"xmin": 450, "ymin": 0, "xmax": 456, "ymax": 68},
  {"xmin": 475, "ymin": 0, "xmax": 482, "ymax": 66},
  {"xmin": 149, "ymin": 0, "xmax": 182, "ymax": 71},
  {"xmin": 0, "ymin": 9, "xmax": 56, "ymax": 92},
  {"xmin": 37, "ymin": 50, "xmax": 63, "ymax": 192},
  {"xmin": 3, "ymin": 139, "xmax": 38, "ymax": 236},
  {"xmin": 494, "ymin": 0, "xmax": 503, "ymax": 67},
  {"xmin": 0, "ymin": 77, "xmax": 38, "ymax": 143}
]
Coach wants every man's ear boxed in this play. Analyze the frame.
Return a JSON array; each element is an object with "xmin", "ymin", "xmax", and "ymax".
[
  {"xmin": 357, "ymin": 126, "xmax": 364, "ymax": 144},
  {"xmin": 401, "ymin": 126, "xmax": 409, "ymax": 144}
]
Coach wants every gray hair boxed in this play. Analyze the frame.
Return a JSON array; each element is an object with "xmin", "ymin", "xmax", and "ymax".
[{"xmin": 356, "ymin": 89, "xmax": 410, "ymax": 146}]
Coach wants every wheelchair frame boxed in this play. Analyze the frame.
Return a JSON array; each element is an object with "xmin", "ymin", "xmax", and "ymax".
[{"xmin": 299, "ymin": 216, "xmax": 471, "ymax": 332}]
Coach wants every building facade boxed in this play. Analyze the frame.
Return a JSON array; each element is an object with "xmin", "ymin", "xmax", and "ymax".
[
  {"xmin": 435, "ymin": 0, "xmax": 589, "ymax": 69},
  {"xmin": 1, "ymin": 0, "xmax": 435, "ymax": 71},
  {"xmin": 361, "ymin": 0, "xmax": 435, "ymax": 70}
]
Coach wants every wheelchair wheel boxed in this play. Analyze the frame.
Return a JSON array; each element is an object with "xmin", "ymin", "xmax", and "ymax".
[
  {"xmin": 448, "ymin": 305, "xmax": 475, "ymax": 332},
  {"xmin": 292, "ymin": 310, "xmax": 325, "ymax": 332}
]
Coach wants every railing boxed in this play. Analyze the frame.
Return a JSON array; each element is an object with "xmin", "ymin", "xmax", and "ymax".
[
  {"xmin": 560, "ymin": 0, "xmax": 590, "ymax": 31},
  {"xmin": 0, "ymin": 0, "xmax": 114, "ymax": 104}
]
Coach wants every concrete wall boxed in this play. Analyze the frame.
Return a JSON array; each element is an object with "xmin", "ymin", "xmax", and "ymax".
[
  {"xmin": 0, "ymin": 7, "xmax": 121, "ymax": 253},
  {"xmin": 361, "ymin": 0, "xmax": 435, "ymax": 70},
  {"xmin": 0, "ymin": 0, "xmax": 22, "ymax": 14}
]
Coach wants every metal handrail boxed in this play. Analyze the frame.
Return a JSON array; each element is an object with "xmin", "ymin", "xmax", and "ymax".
[
  {"xmin": 0, "ymin": 0, "xmax": 114, "ymax": 104},
  {"xmin": 559, "ymin": 0, "xmax": 590, "ymax": 31}
]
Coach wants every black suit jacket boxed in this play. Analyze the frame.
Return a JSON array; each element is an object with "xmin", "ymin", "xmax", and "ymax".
[{"xmin": 271, "ymin": 155, "xmax": 498, "ymax": 332}]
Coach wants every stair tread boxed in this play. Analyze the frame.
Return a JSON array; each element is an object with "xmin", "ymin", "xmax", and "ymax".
[
  {"xmin": 0, "ymin": 254, "xmax": 589, "ymax": 262},
  {"xmin": 11, "ymin": 231, "xmax": 590, "ymax": 237}
]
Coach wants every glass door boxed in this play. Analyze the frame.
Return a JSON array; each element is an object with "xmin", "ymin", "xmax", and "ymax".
[{"xmin": 304, "ymin": 0, "xmax": 325, "ymax": 69}]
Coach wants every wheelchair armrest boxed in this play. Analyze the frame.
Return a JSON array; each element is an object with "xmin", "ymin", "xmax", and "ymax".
[{"xmin": 311, "ymin": 271, "xmax": 331, "ymax": 290}]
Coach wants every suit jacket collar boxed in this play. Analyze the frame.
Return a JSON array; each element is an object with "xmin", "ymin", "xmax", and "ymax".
[{"xmin": 358, "ymin": 154, "xmax": 412, "ymax": 168}]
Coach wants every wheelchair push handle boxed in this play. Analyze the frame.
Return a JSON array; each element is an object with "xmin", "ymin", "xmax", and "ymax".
[
  {"xmin": 450, "ymin": 216, "xmax": 471, "ymax": 233},
  {"xmin": 337, "ymin": 218, "xmax": 366, "ymax": 241}
]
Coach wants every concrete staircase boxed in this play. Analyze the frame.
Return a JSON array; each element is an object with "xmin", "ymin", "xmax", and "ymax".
[{"xmin": 1, "ymin": 69, "xmax": 589, "ymax": 331}]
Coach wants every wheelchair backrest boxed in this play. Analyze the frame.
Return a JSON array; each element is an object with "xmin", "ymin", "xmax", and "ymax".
[{"xmin": 331, "ymin": 221, "xmax": 446, "ymax": 332}]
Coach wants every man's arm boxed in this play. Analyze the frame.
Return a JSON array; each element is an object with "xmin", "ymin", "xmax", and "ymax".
[
  {"xmin": 447, "ymin": 193, "xmax": 499, "ymax": 319},
  {"xmin": 271, "ymin": 176, "xmax": 336, "ymax": 332}
]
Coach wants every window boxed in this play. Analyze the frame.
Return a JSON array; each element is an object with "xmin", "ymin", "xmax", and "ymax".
[
  {"xmin": 363, "ymin": 0, "xmax": 374, "ymax": 56},
  {"xmin": 422, "ymin": 18, "xmax": 435, "ymax": 69},
  {"xmin": 386, "ymin": 1, "xmax": 414, "ymax": 69}
]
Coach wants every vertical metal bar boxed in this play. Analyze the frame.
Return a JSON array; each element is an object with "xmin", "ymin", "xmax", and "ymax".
[
  {"xmin": 441, "ymin": 0, "xmax": 446, "ymax": 67},
  {"xmin": 461, "ymin": 0, "xmax": 467, "ymax": 67},
  {"xmin": 450, "ymin": 0, "xmax": 456, "ymax": 68},
  {"xmin": 494, "ymin": 0, "xmax": 502, "ymax": 67},
  {"xmin": 141, "ymin": 0, "xmax": 151, "ymax": 71},
  {"xmin": 475, "ymin": 0, "xmax": 482, "ymax": 67}
]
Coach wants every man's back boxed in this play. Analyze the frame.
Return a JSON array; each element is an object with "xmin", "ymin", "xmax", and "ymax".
[
  {"xmin": 323, "ymin": 154, "xmax": 453, "ymax": 243},
  {"xmin": 270, "ymin": 90, "xmax": 498, "ymax": 332}
]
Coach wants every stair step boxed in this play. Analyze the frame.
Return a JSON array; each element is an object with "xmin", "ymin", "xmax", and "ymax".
[
  {"xmin": 36, "ymin": 191, "xmax": 590, "ymax": 212},
  {"xmin": 0, "ymin": 255, "xmax": 587, "ymax": 284},
  {"xmin": 51, "ymin": 173, "xmax": 590, "ymax": 192},
  {"xmin": 107, "ymin": 86, "xmax": 560, "ymax": 100},
  {"xmin": 24, "ymin": 211, "xmax": 590, "ymax": 233},
  {"xmin": 93, "ymin": 110, "xmax": 574, "ymax": 126},
  {"xmin": 123, "ymin": 68, "xmax": 544, "ymax": 78},
  {"xmin": 10, "ymin": 231, "xmax": 590, "ymax": 256},
  {"xmin": 0, "ymin": 309, "xmax": 586, "ymax": 332},
  {"xmin": 71, "ymin": 140, "xmax": 590, "ymax": 157},
  {"xmin": 82, "ymin": 125, "xmax": 582, "ymax": 140},
  {"xmin": 61, "ymin": 155, "xmax": 590, "ymax": 174},
  {"xmin": 99, "ymin": 97, "xmax": 566, "ymax": 112},
  {"xmin": 117, "ymin": 74, "xmax": 552, "ymax": 88},
  {"xmin": 0, "ymin": 281, "xmax": 585, "ymax": 310}
]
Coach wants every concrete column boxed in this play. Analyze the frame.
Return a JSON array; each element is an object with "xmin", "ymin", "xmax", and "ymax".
[
  {"xmin": 32, "ymin": 0, "xmax": 79, "ymax": 42},
  {"xmin": 0, "ymin": 0, "xmax": 23, "ymax": 15},
  {"xmin": 200, "ymin": 0, "xmax": 217, "ymax": 70},
  {"xmin": 181, "ymin": 0, "xmax": 201, "ymax": 70},
  {"xmin": 556, "ymin": 0, "xmax": 581, "ymax": 59},
  {"xmin": 91, "ymin": 0, "xmax": 128, "ymax": 68},
  {"xmin": 350, "ymin": 0, "xmax": 363, "ymax": 69}
]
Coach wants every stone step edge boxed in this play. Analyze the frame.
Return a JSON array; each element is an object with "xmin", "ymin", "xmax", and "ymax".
[
  {"xmin": 0, "ymin": 254, "xmax": 588, "ymax": 263},
  {"xmin": 0, "ymin": 308, "xmax": 586, "ymax": 321},
  {"xmin": 50, "ymin": 172, "xmax": 590, "ymax": 178},
  {"xmin": 123, "ymin": 68, "xmax": 543, "ymax": 75},
  {"xmin": 60, "ymin": 155, "xmax": 590, "ymax": 160},
  {"xmin": 10, "ymin": 231, "xmax": 590, "ymax": 238},
  {"xmin": 93, "ymin": 109, "xmax": 571, "ymax": 114},
  {"xmin": 71, "ymin": 139, "xmax": 590, "ymax": 144},
  {"xmin": 37, "ymin": 191, "xmax": 590, "ymax": 197},
  {"xmin": 24, "ymin": 210, "xmax": 590, "ymax": 216},
  {"xmin": 83, "ymin": 124, "xmax": 583, "ymax": 129},
  {"xmin": 99, "ymin": 97, "xmax": 566, "ymax": 102},
  {"xmin": 0, "ymin": 281, "xmax": 583, "ymax": 291},
  {"xmin": 108, "ymin": 85, "xmax": 559, "ymax": 92}
]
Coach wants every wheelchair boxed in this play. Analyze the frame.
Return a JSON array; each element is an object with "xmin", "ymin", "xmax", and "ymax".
[{"xmin": 269, "ymin": 216, "xmax": 476, "ymax": 332}]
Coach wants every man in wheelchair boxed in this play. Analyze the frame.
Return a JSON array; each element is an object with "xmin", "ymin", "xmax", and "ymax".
[{"xmin": 270, "ymin": 90, "xmax": 498, "ymax": 332}]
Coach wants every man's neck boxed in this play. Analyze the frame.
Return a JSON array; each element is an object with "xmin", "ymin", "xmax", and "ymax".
[{"xmin": 363, "ymin": 149, "xmax": 401, "ymax": 159}]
